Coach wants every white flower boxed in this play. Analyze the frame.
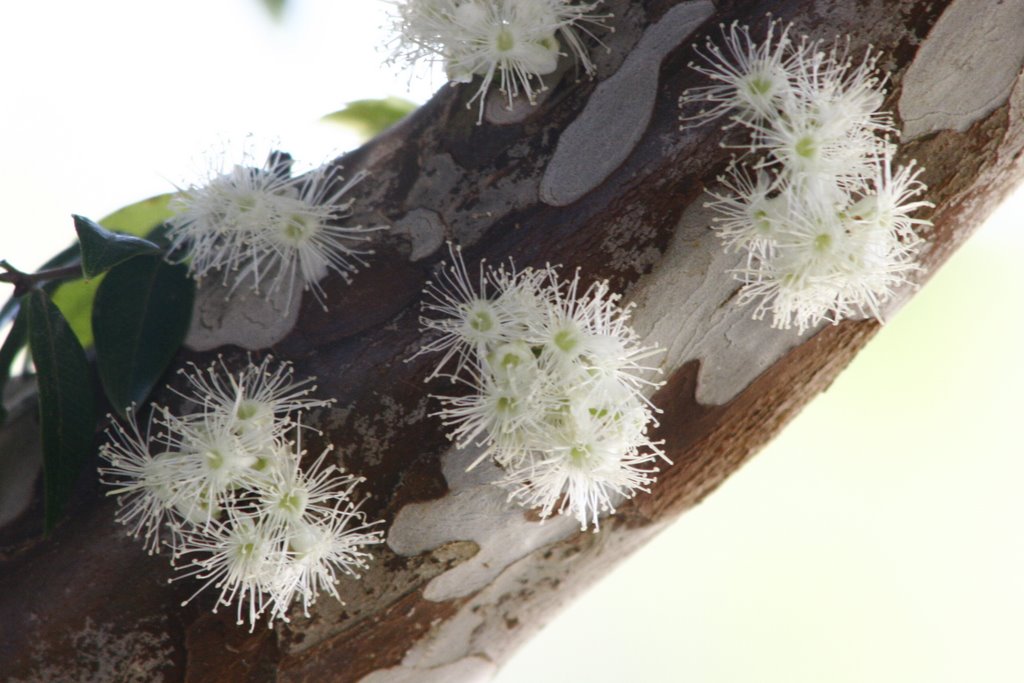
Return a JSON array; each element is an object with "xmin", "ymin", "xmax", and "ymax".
[
  {"xmin": 98, "ymin": 407, "xmax": 186, "ymax": 555},
  {"xmin": 681, "ymin": 19, "xmax": 931, "ymax": 332},
  {"xmin": 99, "ymin": 357, "xmax": 383, "ymax": 630},
  {"xmin": 502, "ymin": 390, "xmax": 663, "ymax": 530},
  {"xmin": 174, "ymin": 510, "xmax": 283, "ymax": 629},
  {"xmin": 531, "ymin": 270, "xmax": 662, "ymax": 392},
  {"xmin": 416, "ymin": 245, "xmax": 542, "ymax": 380},
  {"xmin": 704, "ymin": 164, "xmax": 784, "ymax": 256},
  {"xmin": 252, "ymin": 445, "xmax": 354, "ymax": 530},
  {"xmin": 266, "ymin": 497, "xmax": 383, "ymax": 621},
  {"xmin": 173, "ymin": 355, "xmax": 334, "ymax": 442},
  {"xmin": 391, "ymin": 0, "xmax": 610, "ymax": 122},
  {"xmin": 417, "ymin": 246, "xmax": 666, "ymax": 529},
  {"xmin": 168, "ymin": 151, "xmax": 382, "ymax": 309},
  {"xmin": 734, "ymin": 181, "xmax": 926, "ymax": 332},
  {"xmin": 680, "ymin": 20, "xmax": 801, "ymax": 127}
]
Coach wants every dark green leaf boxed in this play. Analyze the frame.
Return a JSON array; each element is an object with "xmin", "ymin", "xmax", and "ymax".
[
  {"xmin": 0, "ymin": 243, "xmax": 83, "ymax": 425},
  {"xmin": 322, "ymin": 97, "xmax": 419, "ymax": 140},
  {"xmin": 0, "ymin": 309, "xmax": 28, "ymax": 424},
  {"xmin": 25, "ymin": 290, "xmax": 95, "ymax": 532},
  {"xmin": 74, "ymin": 214, "xmax": 161, "ymax": 279},
  {"xmin": 51, "ymin": 193, "xmax": 177, "ymax": 349},
  {"xmin": 93, "ymin": 255, "xmax": 194, "ymax": 418}
]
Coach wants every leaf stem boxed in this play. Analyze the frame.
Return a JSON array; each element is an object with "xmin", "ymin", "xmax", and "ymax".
[{"xmin": 0, "ymin": 260, "xmax": 83, "ymax": 297}]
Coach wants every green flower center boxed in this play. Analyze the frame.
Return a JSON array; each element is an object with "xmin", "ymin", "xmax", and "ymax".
[
  {"xmin": 795, "ymin": 136, "xmax": 817, "ymax": 159},
  {"xmin": 278, "ymin": 491, "xmax": 304, "ymax": 514},
  {"xmin": 753, "ymin": 209, "xmax": 772, "ymax": 233},
  {"xmin": 747, "ymin": 76, "xmax": 773, "ymax": 96},
  {"xmin": 539, "ymin": 35, "xmax": 558, "ymax": 51},
  {"xmin": 284, "ymin": 214, "xmax": 311, "ymax": 241},
  {"xmin": 206, "ymin": 449, "xmax": 225, "ymax": 470},
  {"xmin": 554, "ymin": 329, "xmax": 578, "ymax": 353},
  {"xmin": 570, "ymin": 446, "xmax": 591, "ymax": 465},
  {"xmin": 496, "ymin": 28, "xmax": 515, "ymax": 52},
  {"xmin": 236, "ymin": 401, "xmax": 259, "ymax": 420},
  {"xmin": 469, "ymin": 309, "xmax": 493, "ymax": 332}
]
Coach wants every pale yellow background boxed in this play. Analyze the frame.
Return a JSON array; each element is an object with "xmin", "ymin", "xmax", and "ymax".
[{"xmin": 2, "ymin": 2, "xmax": 1021, "ymax": 681}]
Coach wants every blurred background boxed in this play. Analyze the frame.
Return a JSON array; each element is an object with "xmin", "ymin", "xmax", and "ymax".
[{"xmin": 1, "ymin": 1, "xmax": 1021, "ymax": 680}]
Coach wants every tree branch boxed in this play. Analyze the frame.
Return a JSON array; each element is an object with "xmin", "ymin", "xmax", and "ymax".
[{"xmin": 2, "ymin": 1, "xmax": 1023, "ymax": 681}]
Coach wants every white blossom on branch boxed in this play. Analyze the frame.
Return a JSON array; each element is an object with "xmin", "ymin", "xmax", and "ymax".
[
  {"xmin": 167, "ymin": 151, "xmax": 383, "ymax": 310},
  {"xmin": 681, "ymin": 20, "xmax": 933, "ymax": 333},
  {"xmin": 98, "ymin": 357, "xmax": 382, "ymax": 630},
  {"xmin": 390, "ymin": 0, "xmax": 610, "ymax": 122},
  {"xmin": 416, "ymin": 246, "xmax": 666, "ymax": 530}
]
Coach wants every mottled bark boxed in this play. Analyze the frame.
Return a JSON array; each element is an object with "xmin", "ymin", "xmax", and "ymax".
[{"xmin": 2, "ymin": 0, "xmax": 1023, "ymax": 681}]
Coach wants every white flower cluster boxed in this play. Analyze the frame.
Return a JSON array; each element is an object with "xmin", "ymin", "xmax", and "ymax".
[
  {"xmin": 680, "ymin": 21, "xmax": 932, "ymax": 333},
  {"xmin": 168, "ymin": 151, "xmax": 381, "ymax": 309},
  {"xmin": 391, "ymin": 0, "xmax": 609, "ymax": 122},
  {"xmin": 418, "ymin": 246, "xmax": 667, "ymax": 530},
  {"xmin": 99, "ymin": 356, "xmax": 382, "ymax": 630}
]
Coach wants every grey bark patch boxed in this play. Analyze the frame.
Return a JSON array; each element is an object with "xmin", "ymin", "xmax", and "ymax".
[
  {"xmin": 393, "ymin": 208, "xmax": 447, "ymax": 261},
  {"xmin": 628, "ymin": 203, "xmax": 813, "ymax": 406},
  {"xmin": 393, "ymin": 518, "xmax": 665, "ymax": 674},
  {"xmin": 483, "ymin": 62, "xmax": 568, "ymax": 126},
  {"xmin": 356, "ymin": 656, "xmax": 496, "ymax": 683},
  {"xmin": 184, "ymin": 278, "xmax": 302, "ymax": 352},
  {"xmin": 900, "ymin": 0, "xmax": 1024, "ymax": 139},
  {"xmin": 539, "ymin": 0, "xmax": 714, "ymax": 207},
  {"xmin": 388, "ymin": 447, "xmax": 578, "ymax": 602}
]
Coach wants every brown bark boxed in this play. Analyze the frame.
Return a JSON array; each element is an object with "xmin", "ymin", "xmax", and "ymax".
[{"xmin": 2, "ymin": 0, "xmax": 1023, "ymax": 680}]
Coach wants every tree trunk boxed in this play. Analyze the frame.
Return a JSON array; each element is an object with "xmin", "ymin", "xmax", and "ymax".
[{"xmin": 3, "ymin": 0, "xmax": 1024, "ymax": 680}]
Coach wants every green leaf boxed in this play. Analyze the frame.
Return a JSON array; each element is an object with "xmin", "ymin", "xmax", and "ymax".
[
  {"xmin": 260, "ymin": 0, "xmax": 286, "ymax": 20},
  {"xmin": 99, "ymin": 193, "xmax": 176, "ymax": 237},
  {"xmin": 0, "ymin": 243, "xmax": 84, "ymax": 425},
  {"xmin": 0, "ymin": 309, "xmax": 28, "ymax": 424},
  {"xmin": 74, "ymin": 214, "xmax": 161, "ymax": 279},
  {"xmin": 51, "ymin": 194, "xmax": 177, "ymax": 349},
  {"xmin": 93, "ymin": 255, "xmax": 194, "ymax": 418},
  {"xmin": 321, "ymin": 97, "xmax": 419, "ymax": 140},
  {"xmin": 25, "ymin": 289, "xmax": 96, "ymax": 532}
]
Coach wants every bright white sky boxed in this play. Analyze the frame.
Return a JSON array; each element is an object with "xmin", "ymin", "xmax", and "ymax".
[
  {"xmin": 0, "ymin": 0, "xmax": 439, "ymax": 270},
  {"xmin": 2, "ymin": 3, "xmax": 1023, "ymax": 682}
]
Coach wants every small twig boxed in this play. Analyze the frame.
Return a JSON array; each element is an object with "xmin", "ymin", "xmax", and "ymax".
[{"xmin": 0, "ymin": 260, "xmax": 83, "ymax": 297}]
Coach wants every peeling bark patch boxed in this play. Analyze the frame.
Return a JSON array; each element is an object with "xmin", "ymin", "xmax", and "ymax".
[
  {"xmin": 628, "ymin": 203, "xmax": 813, "ymax": 406},
  {"xmin": 185, "ymin": 278, "xmax": 302, "ymax": 351},
  {"xmin": 357, "ymin": 656, "xmax": 496, "ymax": 683},
  {"xmin": 393, "ymin": 516, "xmax": 663, "ymax": 673},
  {"xmin": 483, "ymin": 61, "xmax": 568, "ymax": 126},
  {"xmin": 393, "ymin": 208, "xmax": 446, "ymax": 261},
  {"xmin": 539, "ymin": 0, "xmax": 715, "ymax": 207},
  {"xmin": 388, "ymin": 451, "xmax": 578, "ymax": 602},
  {"xmin": 277, "ymin": 543, "xmax": 477, "ymax": 659},
  {"xmin": 900, "ymin": 0, "xmax": 1024, "ymax": 139}
]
